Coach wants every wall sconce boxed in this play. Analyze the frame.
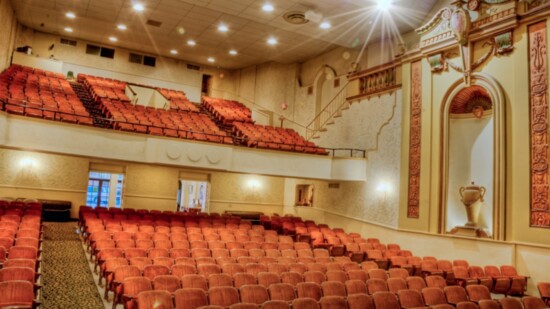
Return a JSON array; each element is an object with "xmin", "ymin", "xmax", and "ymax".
[
  {"xmin": 19, "ymin": 157, "xmax": 37, "ymax": 169},
  {"xmin": 247, "ymin": 179, "xmax": 261, "ymax": 192},
  {"xmin": 376, "ymin": 182, "xmax": 391, "ymax": 202}
]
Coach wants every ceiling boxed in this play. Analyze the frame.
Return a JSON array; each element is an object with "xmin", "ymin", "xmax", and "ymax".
[{"xmin": 11, "ymin": 0, "xmax": 438, "ymax": 69}]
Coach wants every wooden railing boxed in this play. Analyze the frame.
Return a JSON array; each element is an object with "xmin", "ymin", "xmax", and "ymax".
[{"xmin": 347, "ymin": 61, "xmax": 402, "ymax": 101}]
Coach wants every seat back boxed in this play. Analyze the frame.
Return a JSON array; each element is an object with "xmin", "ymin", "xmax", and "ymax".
[
  {"xmin": 0, "ymin": 280, "xmax": 35, "ymax": 308},
  {"xmin": 296, "ymin": 282, "xmax": 323, "ymax": 301},
  {"xmin": 372, "ymin": 291, "xmax": 401, "ymax": 309},
  {"xmin": 208, "ymin": 286, "xmax": 240, "ymax": 307},
  {"xmin": 268, "ymin": 283, "xmax": 296, "ymax": 302},
  {"xmin": 239, "ymin": 284, "xmax": 269, "ymax": 304},
  {"xmin": 398, "ymin": 289, "xmax": 425, "ymax": 309},
  {"xmin": 421, "ymin": 287, "xmax": 447, "ymax": 306},
  {"xmin": 321, "ymin": 281, "xmax": 347, "ymax": 297},
  {"xmin": 137, "ymin": 290, "xmax": 173, "ymax": 309}
]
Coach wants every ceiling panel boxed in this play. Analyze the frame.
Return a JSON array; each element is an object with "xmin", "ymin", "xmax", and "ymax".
[{"xmin": 10, "ymin": 0, "xmax": 437, "ymax": 69}]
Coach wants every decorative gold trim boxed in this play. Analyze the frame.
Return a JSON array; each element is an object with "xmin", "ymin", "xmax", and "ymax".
[
  {"xmin": 407, "ymin": 61, "xmax": 422, "ymax": 218},
  {"xmin": 528, "ymin": 21, "xmax": 550, "ymax": 228},
  {"xmin": 416, "ymin": 7, "xmax": 452, "ymax": 34},
  {"xmin": 449, "ymin": 109, "xmax": 493, "ymax": 119}
]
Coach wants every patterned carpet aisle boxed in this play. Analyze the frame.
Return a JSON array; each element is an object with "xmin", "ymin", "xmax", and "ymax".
[{"xmin": 41, "ymin": 222, "xmax": 105, "ymax": 309}]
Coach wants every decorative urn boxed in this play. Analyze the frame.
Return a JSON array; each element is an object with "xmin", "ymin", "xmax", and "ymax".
[{"xmin": 459, "ymin": 181, "xmax": 486, "ymax": 227}]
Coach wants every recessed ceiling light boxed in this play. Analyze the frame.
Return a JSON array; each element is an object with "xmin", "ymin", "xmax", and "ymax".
[
  {"xmin": 207, "ymin": 57, "xmax": 215, "ymax": 63},
  {"xmin": 320, "ymin": 21, "xmax": 331, "ymax": 29},
  {"xmin": 64, "ymin": 27, "xmax": 73, "ymax": 33},
  {"xmin": 229, "ymin": 50, "xmax": 238, "ymax": 55},
  {"xmin": 267, "ymin": 37, "xmax": 278, "ymax": 45},
  {"xmin": 66, "ymin": 12, "xmax": 76, "ymax": 19},
  {"xmin": 177, "ymin": 27, "xmax": 185, "ymax": 35},
  {"xmin": 262, "ymin": 3, "xmax": 274, "ymax": 12},
  {"xmin": 133, "ymin": 3, "xmax": 145, "ymax": 12},
  {"xmin": 117, "ymin": 24, "xmax": 127, "ymax": 30},
  {"xmin": 218, "ymin": 24, "xmax": 229, "ymax": 32},
  {"xmin": 170, "ymin": 49, "xmax": 178, "ymax": 55},
  {"xmin": 109, "ymin": 36, "xmax": 118, "ymax": 42},
  {"xmin": 377, "ymin": 0, "xmax": 392, "ymax": 11},
  {"xmin": 187, "ymin": 40, "xmax": 196, "ymax": 46}
]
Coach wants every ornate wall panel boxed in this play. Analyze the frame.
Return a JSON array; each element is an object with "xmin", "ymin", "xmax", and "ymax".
[
  {"xmin": 407, "ymin": 61, "xmax": 422, "ymax": 218},
  {"xmin": 529, "ymin": 21, "xmax": 550, "ymax": 227}
]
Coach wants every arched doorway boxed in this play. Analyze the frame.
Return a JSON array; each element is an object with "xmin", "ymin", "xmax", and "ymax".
[{"xmin": 439, "ymin": 73, "xmax": 506, "ymax": 240}]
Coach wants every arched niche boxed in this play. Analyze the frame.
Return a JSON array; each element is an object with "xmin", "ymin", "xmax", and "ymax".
[{"xmin": 439, "ymin": 73, "xmax": 506, "ymax": 240}]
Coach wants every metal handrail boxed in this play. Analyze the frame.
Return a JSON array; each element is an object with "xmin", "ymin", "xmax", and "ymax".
[
  {"xmin": 323, "ymin": 148, "xmax": 366, "ymax": 158},
  {"xmin": 305, "ymin": 82, "xmax": 350, "ymax": 139}
]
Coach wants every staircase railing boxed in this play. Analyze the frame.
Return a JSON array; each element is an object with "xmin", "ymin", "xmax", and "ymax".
[{"xmin": 305, "ymin": 82, "xmax": 350, "ymax": 140}]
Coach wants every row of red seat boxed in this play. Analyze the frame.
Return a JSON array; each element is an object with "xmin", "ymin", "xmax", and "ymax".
[
  {"xmin": 233, "ymin": 122, "xmax": 328, "ymax": 155},
  {"xmin": 0, "ymin": 203, "xmax": 42, "ymax": 309},
  {"xmin": 78, "ymin": 74, "xmax": 129, "ymax": 102},
  {"xmin": 158, "ymin": 88, "xmax": 198, "ymax": 112},
  {"xmin": 80, "ymin": 209, "xmax": 550, "ymax": 309},
  {"xmin": 82, "ymin": 209, "xmax": 530, "ymax": 294},
  {"xmin": 97, "ymin": 98, "xmax": 232, "ymax": 143},
  {"xmin": 203, "ymin": 96, "xmax": 254, "ymax": 125},
  {"xmin": 0, "ymin": 65, "xmax": 93, "ymax": 125},
  {"xmin": 77, "ymin": 74, "xmax": 230, "ymax": 144}
]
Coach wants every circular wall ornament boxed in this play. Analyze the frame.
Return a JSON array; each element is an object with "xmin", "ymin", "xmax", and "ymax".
[{"xmin": 166, "ymin": 145, "xmax": 182, "ymax": 160}]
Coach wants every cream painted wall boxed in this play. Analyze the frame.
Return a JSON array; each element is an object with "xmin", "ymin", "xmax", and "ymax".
[
  {"xmin": 447, "ymin": 115, "xmax": 494, "ymax": 234},
  {"xmin": 0, "ymin": 148, "xmax": 88, "ymax": 218},
  {"xmin": 0, "ymin": 0, "xmax": 16, "ymax": 71},
  {"xmin": 13, "ymin": 29, "xmax": 236, "ymax": 102},
  {"xmin": 209, "ymin": 173, "xmax": 285, "ymax": 215},
  {"xmin": 0, "ymin": 147, "xmax": 289, "ymax": 218}
]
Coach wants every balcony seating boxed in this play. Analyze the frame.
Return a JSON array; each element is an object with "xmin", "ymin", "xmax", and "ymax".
[
  {"xmin": 0, "ymin": 65, "xmax": 93, "ymax": 125},
  {"xmin": 158, "ymin": 88, "xmax": 198, "ymax": 112},
  {"xmin": 233, "ymin": 122, "xmax": 328, "ymax": 155},
  {"xmin": 203, "ymin": 96, "xmax": 253, "ymax": 125}
]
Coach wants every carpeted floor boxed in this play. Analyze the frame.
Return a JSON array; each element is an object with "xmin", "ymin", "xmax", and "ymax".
[{"xmin": 41, "ymin": 221, "xmax": 105, "ymax": 309}]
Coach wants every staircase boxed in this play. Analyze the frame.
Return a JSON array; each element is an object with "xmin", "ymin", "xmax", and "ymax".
[
  {"xmin": 199, "ymin": 104, "xmax": 236, "ymax": 144},
  {"xmin": 70, "ymin": 82, "xmax": 112, "ymax": 128},
  {"xmin": 306, "ymin": 82, "xmax": 350, "ymax": 140}
]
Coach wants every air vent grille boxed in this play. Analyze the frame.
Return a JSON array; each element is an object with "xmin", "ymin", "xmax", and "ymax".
[
  {"xmin": 146, "ymin": 19, "xmax": 162, "ymax": 27},
  {"xmin": 187, "ymin": 64, "xmax": 200, "ymax": 71},
  {"xmin": 60, "ymin": 38, "xmax": 77, "ymax": 46},
  {"xmin": 283, "ymin": 11, "xmax": 309, "ymax": 25}
]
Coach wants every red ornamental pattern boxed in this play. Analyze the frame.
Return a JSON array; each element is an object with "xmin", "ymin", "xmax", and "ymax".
[
  {"xmin": 529, "ymin": 21, "xmax": 550, "ymax": 227},
  {"xmin": 408, "ymin": 61, "xmax": 422, "ymax": 218}
]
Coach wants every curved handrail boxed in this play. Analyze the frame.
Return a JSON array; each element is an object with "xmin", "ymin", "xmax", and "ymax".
[{"xmin": 306, "ymin": 82, "xmax": 349, "ymax": 129}]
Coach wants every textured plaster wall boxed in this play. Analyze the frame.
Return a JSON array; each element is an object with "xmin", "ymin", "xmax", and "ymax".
[
  {"xmin": 0, "ymin": 148, "xmax": 88, "ymax": 191},
  {"xmin": 0, "ymin": 0, "xmax": 16, "ymax": 71},
  {"xmin": 209, "ymin": 173, "xmax": 285, "ymax": 215},
  {"xmin": 0, "ymin": 148, "xmax": 89, "ymax": 218},
  {"xmin": 283, "ymin": 91, "xmax": 403, "ymax": 228}
]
